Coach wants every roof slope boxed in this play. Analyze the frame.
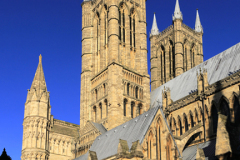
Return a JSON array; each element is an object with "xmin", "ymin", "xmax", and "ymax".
[
  {"xmin": 151, "ymin": 42, "xmax": 240, "ymax": 108},
  {"xmin": 75, "ymin": 106, "xmax": 159, "ymax": 160},
  {"xmin": 182, "ymin": 139, "xmax": 217, "ymax": 160},
  {"xmin": 51, "ymin": 119, "xmax": 79, "ymax": 137},
  {"xmin": 92, "ymin": 122, "xmax": 107, "ymax": 134}
]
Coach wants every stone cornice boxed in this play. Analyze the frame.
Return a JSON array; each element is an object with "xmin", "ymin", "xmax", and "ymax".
[
  {"xmin": 53, "ymin": 119, "xmax": 79, "ymax": 128},
  {"xmin": 91, "ymin": 62, "xmax": 149, "ymax": 81},
  {"xmin": 169, "ymin": 70, "xmax": 240, "ymax": 112}
]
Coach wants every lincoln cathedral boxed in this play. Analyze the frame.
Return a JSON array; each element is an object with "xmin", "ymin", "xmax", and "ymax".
[{"xmin": 21, "ymin": 0, "xmax": 240, "ymax": 159}]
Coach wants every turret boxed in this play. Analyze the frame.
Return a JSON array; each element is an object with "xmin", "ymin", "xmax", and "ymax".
[
  {"xmin": 21, "ymin": 55, "xmax": 51, "ymax": 160},
  {"xmin": 173, "ymin": 0, "xmax": 184, "ymax": 76}
]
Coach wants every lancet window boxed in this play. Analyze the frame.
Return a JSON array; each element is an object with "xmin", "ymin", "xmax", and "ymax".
[
  {"xmin": 211, "ymin": 104, "xmax": 218, "ymax": 134},
  {"xmin": 119, "ymin": 4, "xmax": 126, "ymax": 43},
  {"xmin": 123, "ymin": 99, "xmax": 127, "ymax": 116},
  {"xmin": 233, "ymin": 96, "xmax": 240, "ymax": 124},
  {"xmin": 130, "ymin": 9, "xmax": 136, "ymax": 48}
]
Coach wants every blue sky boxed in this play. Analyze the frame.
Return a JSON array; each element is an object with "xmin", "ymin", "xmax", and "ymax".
[{"xmin": 0, "ymin": 0, "xmax": 240, "ymax": 159}]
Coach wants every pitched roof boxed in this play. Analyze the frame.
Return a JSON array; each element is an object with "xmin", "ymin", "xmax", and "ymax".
[
  {"xmin": 151, "ymin": 42, "xmax": 240, "ymax": 108},
  {"xmin": 92, "ymin": 122, "xmax": 107, "ymax": 134},
  {"xmin": 74, "ymin": 106, "xmax": 159, "ymax": 160},
  {"xmin": 182, "ymin": 139, "xmax": 217, "ymax": 160},
  {"xmin": 74, "ymin": 151, "xmax": 89, "ymax": 160}
]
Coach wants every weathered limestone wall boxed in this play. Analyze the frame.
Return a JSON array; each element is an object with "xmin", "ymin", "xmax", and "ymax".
[
  {"xmin": 80, "ymin": 0, "xmax": 150, "ymax": 131},
  {"xmin": 150, "ymin": 19, "xmax": 203, "ymax": 91}
]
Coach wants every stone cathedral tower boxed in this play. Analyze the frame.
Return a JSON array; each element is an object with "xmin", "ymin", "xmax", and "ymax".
[
  {"xmin": 21, "ymin": 55, "xmax": 51, "ymax": 160},
  {"xmin": 150, "ymin": 0, "xmax": 203, "ymax": 91},
  {"xmin": 80, "ymin": 0, "xmax": 150, "ymax": 132}
]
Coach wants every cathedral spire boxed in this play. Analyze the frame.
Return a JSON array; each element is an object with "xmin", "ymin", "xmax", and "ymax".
[
  {"xmin": 195, "ymin": 9, "xmax": 203, "ymax": 33},
  {"xmin": 172, "ymin": 0, "xmax": 183, "ymax": 21},
  {"xmin": 150, "ymin": 13, "xmax": 159, "ymax": 36},
  {"xmin": 30, "ymin": 54, "xmax": 47, "ymax": 94}
]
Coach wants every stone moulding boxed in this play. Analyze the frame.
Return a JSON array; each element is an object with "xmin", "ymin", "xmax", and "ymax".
[
  {"xmin": 173, "ymin": 122, "xmax": 203, "ymax": 141},
  {"xmin": 53, "ymin": 119, "xmax": 79, "ymax": 128},
  {"xmin": 169, "ymin": 70, "xmax": 240, "ymax": 112}
]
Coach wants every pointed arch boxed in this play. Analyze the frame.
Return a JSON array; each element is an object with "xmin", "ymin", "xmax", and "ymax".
[
  {"xmin": 188, "ymin": 110, "xmax": 194, "ymax": 128},
  {"xmin": 194, "ymin": 108, "xmax": 199, "ymax": 123},
  {"xmin": 219, "ymin": 96, "xmax": 230, "ymax": 124},
  {"xmin": 147, "ymin": 129, "xmax": 154, "ymax": 159},
  {"xmin": 211, "ymin": 104, "xmax": 218, "ymax": 135},
  {"xmin": 183, "ymin": 113, "xmax": 189, "ymax": 132},
  {"xmin": 123, "ymin": 98, "xmax": 128, "ymax": 116},
  {"xmin": 156, "ymin": 116, "xmax": 162, "ymax": 160},
  {"xmin": 172, "ymin": 117, "xmax": 177, "ymax": 136},
  {"xmin": 129, "ymin": 7, "xmax": 140, "ymax": 20},
  {"xmin": 232, "ymin": 95, "xmax": 240, "ymax": 125},
  {"xmin": 177, "ymin": 115, "xmax": 183, "ymax": 136}
]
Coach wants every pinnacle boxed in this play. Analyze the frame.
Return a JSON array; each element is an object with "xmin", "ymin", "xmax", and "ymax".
[
  {"xmin": 195, "ymin": 9, "xmax": 203, "ymax": 33},
  {"xmin": 150, "ymin": 13, "xmax": 159, "ymax": 36},
  {"xmin": 173, "ymin": 0, "xmax": 183, "ymax": 21},
  {"xmin": 30, "ymin": 55, "xmax": 47, "ymax": 94}
]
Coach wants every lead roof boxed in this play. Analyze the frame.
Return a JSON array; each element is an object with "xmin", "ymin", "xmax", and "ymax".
[
  {"xmin": 151, "ymin": 42, "xmax": 240, "ymax": 108},
  {"xmin": 74, "ymin": 106, "xmax": 159, "ymax": 160}
]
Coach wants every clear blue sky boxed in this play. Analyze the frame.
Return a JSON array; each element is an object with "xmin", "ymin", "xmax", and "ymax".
[{"xmin": 0, "ymin": 0, "xmax": 240, "ymax": 159}]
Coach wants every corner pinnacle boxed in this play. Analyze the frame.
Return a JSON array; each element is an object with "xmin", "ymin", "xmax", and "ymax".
[{"xmin": 39, "ymin": 54, "xmax": 42, "ymax": 63}]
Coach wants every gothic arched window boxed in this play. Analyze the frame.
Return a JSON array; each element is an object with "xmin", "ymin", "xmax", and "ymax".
[
  {"xmin": 95, "ymin": 89, "xmax": 98, "ymax": 101},
  {"xmin": 211, "ymin": 104, "xmax": 218, "ymax": 134},
  {"xmin": 93, "ymin": 106, "xmax": 97, "ymax": 122},
  {"xmin": 220, "ymin": 99, "xmax": 230, "ymax": 123},
  {"xmin": 131, "ymin": 102, "xmax": 135, "ymax": 118},
  {"xmin": 130, "ymin": 9, "xmax": 136, "ymax": 48},
  {"xmin": 184, "ymin": 114, "xmax": 189, "ymax": 132},
  {"xmin": 190, "ymin": 112, "xmax": 194, "ymax": 128},
  {"xmin": 99, "ymin": 103, "xmax": 102, "ymax": 119},
  {"xmin": 135, "ymin": 86, "xmax": 138, "ymax": 99},
  {"xmin": 127, "ymin": 83, "xmax": 130, "ymax": 95},
  {"xmin": 178, "ymin": 117, "xmax": 183, "ymax": 136},
  {"xmin": 119, "ymin": 4, "xmax": 126, "ymax": 43},
  {"xmin": 123, "ymin": 99, "xmax": 127, "ymax": 116},
  {"xmin": 233, "ymin": 96, "xmax": 240, "ymax": 124}
]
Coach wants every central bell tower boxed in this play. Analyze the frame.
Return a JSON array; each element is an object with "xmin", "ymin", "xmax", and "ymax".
[{"xmin": 80, "ymin": 0, "xmax": 150, "ymax": 131}]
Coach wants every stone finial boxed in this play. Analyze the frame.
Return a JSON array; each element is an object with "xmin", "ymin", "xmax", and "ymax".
[
  {"xmin": 215, "ymin": 114, "xmax": 232, "ymax": 156},
  {"xmin": 88, "ymin": 151, "xmax": 98, "ymax": 160},
  {"xmin": 173, "ymin": 0, "xmax": 183, "ymax": 21},
  {"xmin": 117, "ymin": 139, "xmax": 129, "ymax": 154},
  {"xmin": 195, "ymin": 9, "xmax": 203, "ymax": 33},
  {"xmin": 150, "ymin": 13, "xmax": 160, "ymax": 36},
  {"xmin": 39, "ymin": 54, "xmax": 42, "ymax": 63},
  {"xmin": 130, "ymin": 140, "xmax": 144, "ymax": 158}
]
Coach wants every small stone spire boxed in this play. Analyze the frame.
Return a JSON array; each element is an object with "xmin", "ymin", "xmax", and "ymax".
[
  {"xmin": 195, "ymin": 9, "xmax": 203, "ymax": 33},
  {"xmin": 30, "ymin": 54, "xmax": 47, "ymax": 94},
  {"xmin": 150, "ymin": 13, "xmax": 159, "ymax": 36},
  {"xmin": 172, "ymin": 0, "xmax": 183, "ymax": 21}
]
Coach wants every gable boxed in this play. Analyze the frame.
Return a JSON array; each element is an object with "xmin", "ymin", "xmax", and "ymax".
[
  {"xmin": 80, "ymin": 121, "xmax": 107, "ymax": 136},
  {"xmin": 85, "ymin": 107, "xmax": 159, "ymax": 160}
]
